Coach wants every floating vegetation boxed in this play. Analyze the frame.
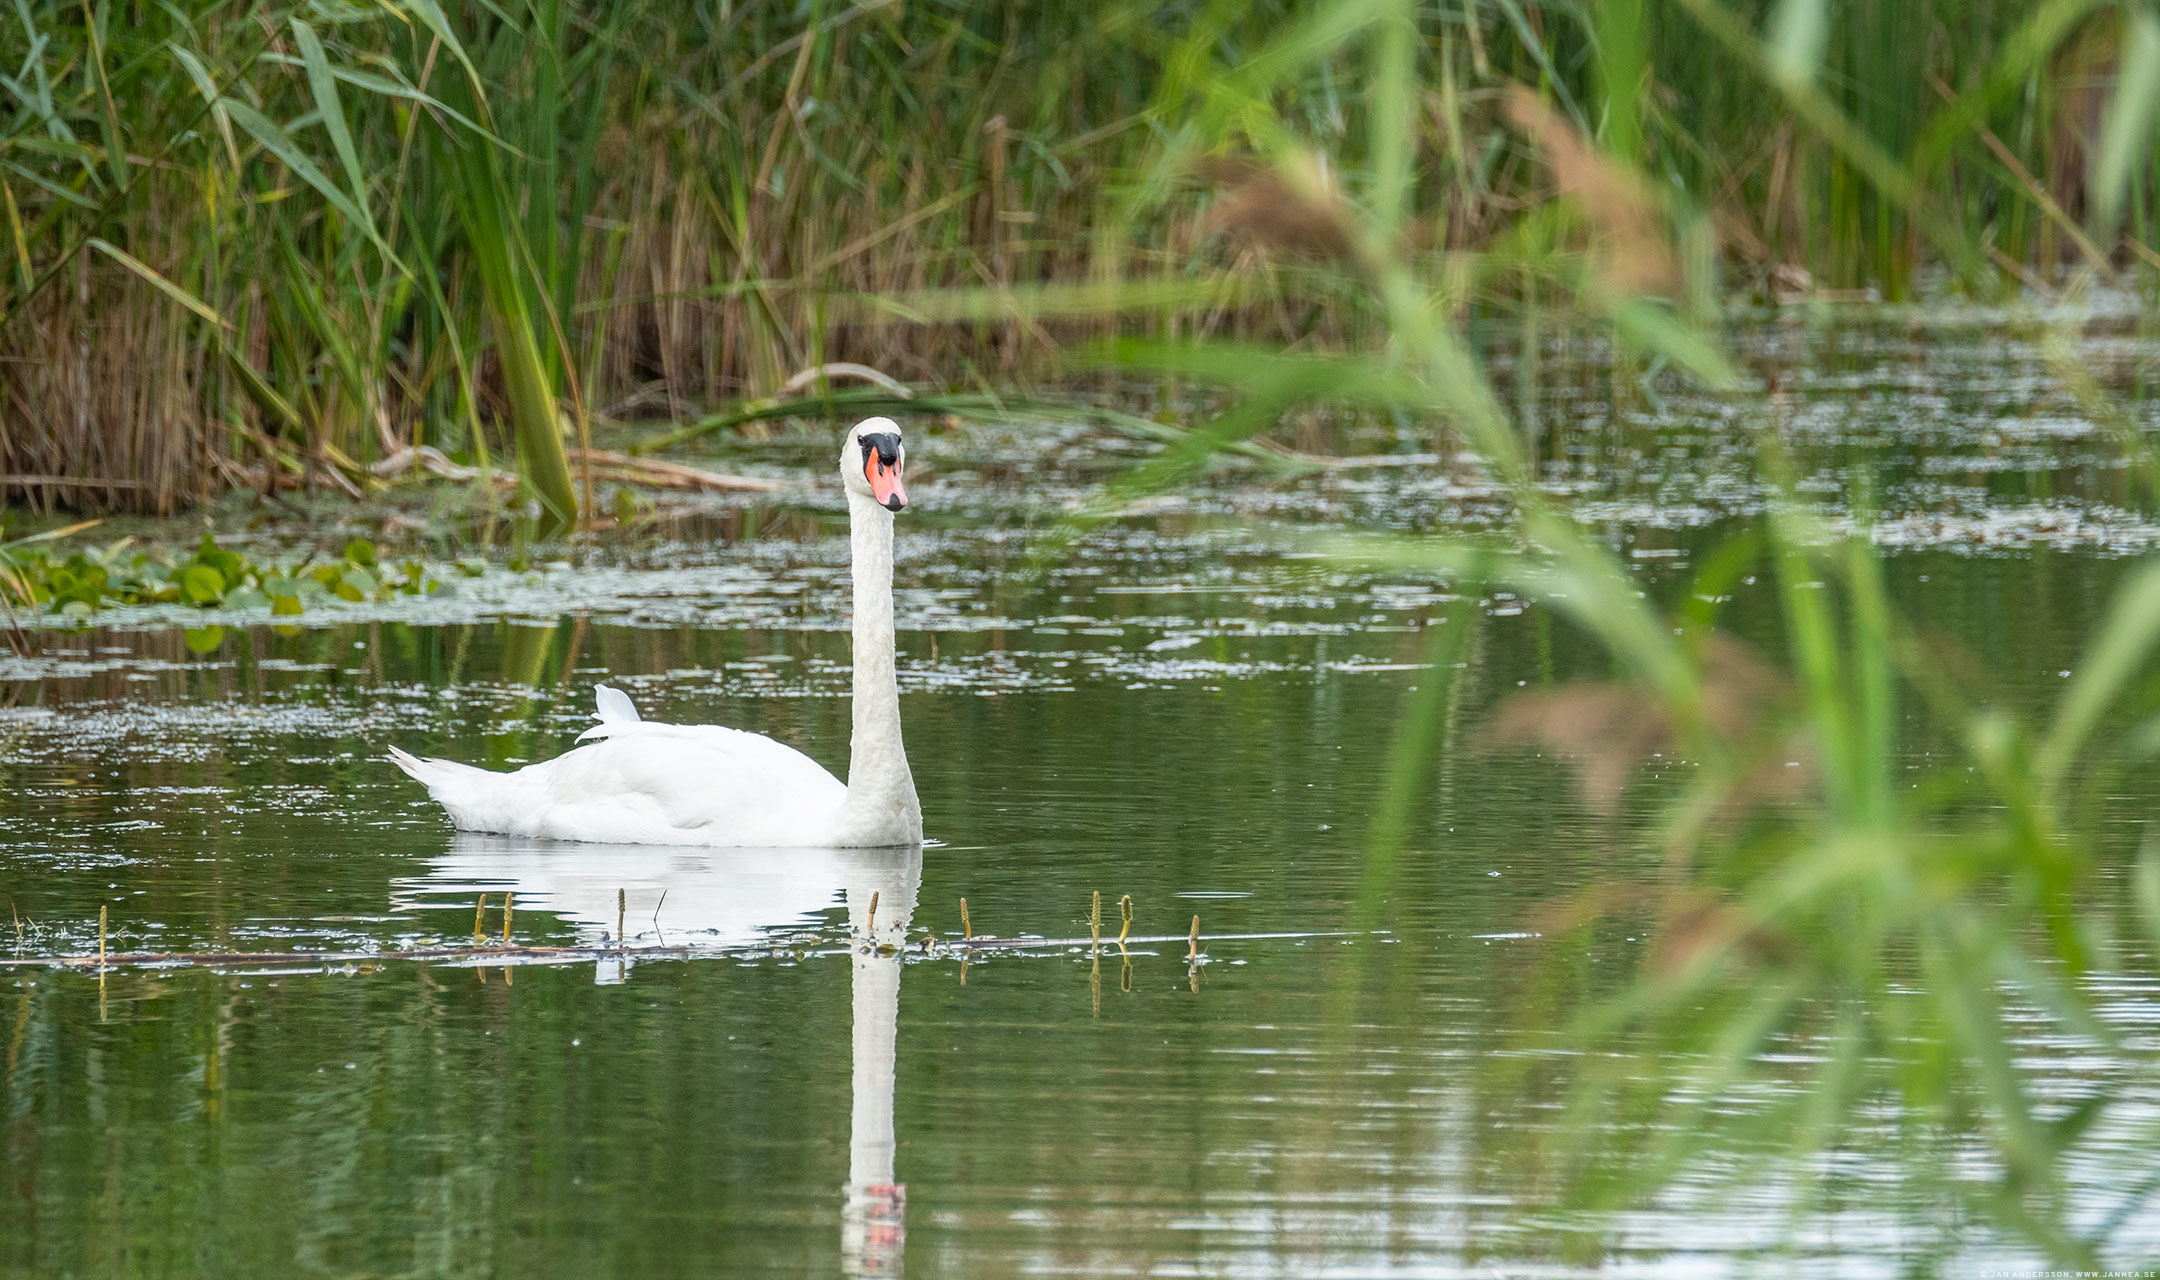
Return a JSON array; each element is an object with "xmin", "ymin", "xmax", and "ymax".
[
  {"xmin": 0, "ymin": 920, "xmax": 1295, "ymax": 974},
  {"xmin": 0, "ymin": 532, "xmax": 444, "ymax": 623}
]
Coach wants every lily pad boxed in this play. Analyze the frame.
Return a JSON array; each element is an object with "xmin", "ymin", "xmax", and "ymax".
[{"xmin": 179, "ymin": 564, "xmax": 225, "ymax": 605}]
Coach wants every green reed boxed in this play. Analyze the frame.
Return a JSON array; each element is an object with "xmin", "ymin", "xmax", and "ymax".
[
  {"xmin": 911, "ymin": 0, "xmax": 2160, "ymax": 1263},
  {"xmin": 4, "ymin": 0, "xmax": 2157, "ymax": 518}
]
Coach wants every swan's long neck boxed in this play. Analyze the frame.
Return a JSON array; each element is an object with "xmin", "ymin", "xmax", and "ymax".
[{"xmin": 834, "ymin": 490, "xmax": 921, "ymax": 845}]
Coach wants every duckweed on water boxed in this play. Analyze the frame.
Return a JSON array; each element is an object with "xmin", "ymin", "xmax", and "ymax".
[{"xmin": 0, "ymin": 532, "xmax": 443, "ymax": 622}]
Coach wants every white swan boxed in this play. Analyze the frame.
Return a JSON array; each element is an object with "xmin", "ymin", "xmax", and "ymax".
[{"xmin": 387, "ymin": 418, "xmax": 923, "ymax": 847}]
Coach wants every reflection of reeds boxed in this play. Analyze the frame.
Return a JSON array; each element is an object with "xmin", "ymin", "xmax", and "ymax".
[{"xmin": 4, "ymin": 928, "xmax": 1306, "ymax": 973}]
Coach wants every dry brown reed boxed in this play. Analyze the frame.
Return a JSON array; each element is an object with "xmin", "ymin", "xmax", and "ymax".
[
  {"xmin": 2, "ymin": 273, "xmax": 207, "ymax": 516},
  {"xmin": 1480, "ymin": 634, "xmax": 1801, "ymax": 814}
]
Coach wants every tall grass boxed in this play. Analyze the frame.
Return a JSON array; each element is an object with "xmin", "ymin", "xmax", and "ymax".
[
  {"xmin": 958, "ymin": 0, "xmax": 2160, "ymax": 1262},
  {"xmin": 2, "ymin": 1, "xmax": 2156, "ymax": 515}
]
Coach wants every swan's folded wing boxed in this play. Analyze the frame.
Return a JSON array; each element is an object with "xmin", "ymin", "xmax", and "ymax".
[
  {"xmin": 535, "ymin": 721, "xmax": 847, "ymax": 842},
  {"xmin": 578, "ymin": 685, "xmax": 645, "ymax": 742}
]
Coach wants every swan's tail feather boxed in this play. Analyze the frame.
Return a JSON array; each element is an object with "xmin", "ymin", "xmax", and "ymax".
[
  {"xmin": 386, "ymin": 745, "xmax": 490, "ymax": 788},
  {"xmin": 386, "ymin": 746, "xmax": 522, "ymax": 834},
  {"xmin": 385, "ymin": 744, "xmax": 430, "ymax": 780}
]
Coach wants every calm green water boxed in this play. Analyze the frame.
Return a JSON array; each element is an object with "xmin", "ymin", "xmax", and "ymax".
[{"xmin": 5, "ymin": 307, "xmax": 2160, "ymax": 1277}]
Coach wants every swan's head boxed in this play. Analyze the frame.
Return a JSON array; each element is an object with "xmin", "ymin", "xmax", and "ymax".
[{"xmin": 841, "ymin": 417, "xmax": 908, "ymax": 512}]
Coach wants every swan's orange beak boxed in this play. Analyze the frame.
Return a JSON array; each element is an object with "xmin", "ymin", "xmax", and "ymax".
[{"xmin": 864, "ymin": 447, "xmax": 907, "ymax": 511}]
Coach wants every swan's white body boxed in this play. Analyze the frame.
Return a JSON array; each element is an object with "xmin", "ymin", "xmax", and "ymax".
[
  {"xmin": 388, "ymin": 420, "xmax": 922, "ymax": 848},
  {"xmin": 386, "ymin": 708, "xmax": 849, "ymax": 845}
]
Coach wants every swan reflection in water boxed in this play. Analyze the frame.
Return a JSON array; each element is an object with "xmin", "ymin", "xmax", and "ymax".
[{"xmin": 393, "ymin": 834, "xmax": 921, "ymax": 1278}]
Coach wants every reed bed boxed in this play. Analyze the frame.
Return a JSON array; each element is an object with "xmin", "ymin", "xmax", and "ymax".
[{"xmin": 0, "ymin": 0, "xmax": 2153, "ymax": 516}]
